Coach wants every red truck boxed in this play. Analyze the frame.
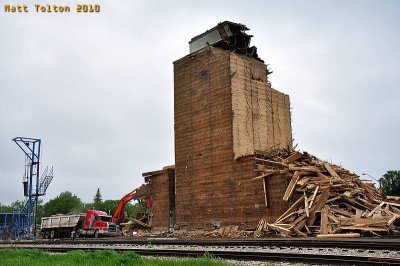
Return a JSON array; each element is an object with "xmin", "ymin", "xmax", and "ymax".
[{"xmin": 40, "ymin": 210, "xmax": 117, "ymax": 238}]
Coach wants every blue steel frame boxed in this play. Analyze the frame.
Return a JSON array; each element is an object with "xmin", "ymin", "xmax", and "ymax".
[
  {"xmin": 0, "ymin": 212, "xmax": 29, "ymax": 240},
  {"xmin": 12, "ymin": 137, "xmax": 41, "ymax": 238}
]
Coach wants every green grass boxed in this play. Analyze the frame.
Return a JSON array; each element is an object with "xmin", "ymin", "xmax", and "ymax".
[{"xmin": 0, "ymin": 249, "xmax": 231, "ymax": 266}]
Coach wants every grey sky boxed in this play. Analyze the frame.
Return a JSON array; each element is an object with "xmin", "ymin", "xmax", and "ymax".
[{"xmin": 0, "ymin": 0, "xmax": 399, "ymax": 205}]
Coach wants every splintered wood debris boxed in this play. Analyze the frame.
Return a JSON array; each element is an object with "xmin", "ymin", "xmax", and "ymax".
[
  {"xmin": 254, "ymin": 149, "xmax": 400, "ymax": 237},
  {"xmin": 120, "ymin": 213, "xmax": 153, "ymax": 237}
]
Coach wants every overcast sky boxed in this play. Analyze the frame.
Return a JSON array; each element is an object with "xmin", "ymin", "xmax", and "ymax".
[{"xmin": 0, "ymin": 0, "xmax": 399, "ymax": 205}]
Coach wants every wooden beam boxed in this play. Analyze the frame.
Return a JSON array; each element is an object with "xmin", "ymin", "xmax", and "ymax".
[
  {"xmin": 276, "ymin": 195, "xmax": 305, "ymax": 223},
  {"xmin": 267, "ymin": 223, "xmax": 291, "ymax": 237},
  {"xmin": 297, "ymin": 177, "xmax": 310, "ymax": 187},
  {"xmin": 320, "ymin": 206, "xmax": 329, "ymax": 234},
  {"xmin": 283, "ymin": 171, "xmax": 301, "ymax": 201},
  {"xmin": 323, "ymin": 162, "xmax": 342, "ymax": 179},
  {"xmin": 307, "ymin": 189, "xmax": 330, "ymax": 226},
  {"xmin": 292, "ymin": 212, "xmax": 308, "ymax": 232},
  {"xmin": 387, "ymin": 196, "xmax": 400, "ymax": 201},
  {"xmin": 330, "ymin": 208, "xmax": 354, "ymax": 218},
  {"xmin": 387, "ymin": 215, "xmax": 398, "ymax": 227},
  {"xmin": 308, "ymin": 186, "xmax": 319, "ymax": 209},
  {"xmin": 263, "ymin": 177, "xmax": 268, "ymax": 207},
  {"xmin": 283, "ymin": 151, "xmax": 303, "ymax": 164},
  {"xmin": 338, "ymin": 226, "xmax": 388, "ymax": 232},
  {"xmin": 255, "ymin": 158, "xmax": 286, "ymax": 168},
  {"xmin": 289, "ymin": 166, "xmax": 320, "ymax": 172},
  {"xmin": 383, "ymin": 201, "xmax": 400, "ymax": 207},
  {"xmin": 133, "ymin": 219, "xmax": 151, "ymax": 228},
  {"xmin": 366, "ymin": 203, "xmax": 384, "ymax": 218},
  {"xmin": 317, "ymin": 233, "xmax": 360, "ymax": 238},
  {"xmin": 304, "ymin": 192, "xmax": 309, "ymax": 217}
]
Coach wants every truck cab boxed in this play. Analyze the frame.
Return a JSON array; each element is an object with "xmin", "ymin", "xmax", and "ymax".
[{"xmin": 79, "ymin": 210, "xmax": 117, "ymax": 237}]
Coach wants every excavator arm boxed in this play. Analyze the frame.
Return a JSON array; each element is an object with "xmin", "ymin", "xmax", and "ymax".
[{"xmin": 112, "ymin": 189, "xmax": 137, "ymax": 224}]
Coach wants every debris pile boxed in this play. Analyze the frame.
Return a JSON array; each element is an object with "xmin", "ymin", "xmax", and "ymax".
[
  {"xmin": 203, "ymin": 225, "xmax": 240, "ymax": 238},
  {"xmin": 120, "ymin": 213, "xmax": 152, "ymax": 237},
  {"xmin": 254, "ymin": 149, "xmax": 400, "ymax": 237}
]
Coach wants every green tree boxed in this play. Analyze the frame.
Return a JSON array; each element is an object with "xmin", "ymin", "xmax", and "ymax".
[
  {"xmin": 380, "ymin": 170, "xmax": 400, "ymax": 196},
  {"xmin": 0, "ymin": 199, "xmax": 45, "ymax": 223},
  {"xmin": 0, "ymin": 203, "xmax": 13, "ymax": 212},
  {"xmin": 42, "ymin": 191, "xmax": 83, "ymax": 217},
  {"xmin": 0, "ymin": 200, "xmax": 24, "ymax": 212},
  {"xmin": 35, "ymin": 199, "xmax": 44, "ymax": 221},
  {"xmin": 81, "ymin": 202, "xmax": 93, "ymax": 212},
  {"xmin": 125, "ymin": 202, "xmax": 141, "ymax": 219},
  {"xmin": 93, "ymin": 188, "xmax": 102, "ymax": 208},
  {"xmin": 10, "ymin": 200, "xmax": 24, "ymax": 211},
  {"xmin": 93, "ymin": 199, "xmax": 141, "ymax": 219},
  {"xmin": 96, "ymin": 199, "xmax": 119, "ymax": 215}
]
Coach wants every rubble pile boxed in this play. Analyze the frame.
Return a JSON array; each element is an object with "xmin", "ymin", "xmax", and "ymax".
[
  {"xmin": 254, "ymin": 149, "xmax": 400, "ymax": 237},
  {"xmin": 120, "ymin": 213, "xmax": 152, "ymax": 237}
]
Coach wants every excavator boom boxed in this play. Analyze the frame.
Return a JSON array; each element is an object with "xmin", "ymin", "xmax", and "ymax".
[{"xmin": 112, "ymin": 189, "xmax": 137, "ymax": 224}]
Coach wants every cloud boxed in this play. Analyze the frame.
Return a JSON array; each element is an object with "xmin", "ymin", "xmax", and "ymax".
[{"xmin": 0, "ymin": 0, "xmax": 399, "ymax": 205}]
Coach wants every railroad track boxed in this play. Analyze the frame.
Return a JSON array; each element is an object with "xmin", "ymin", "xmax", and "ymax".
[
  {"xmin": 8, "ymin": 237, "xmax": 400, "ymax": 250},
  {"xmin": 1, "ymin": 238, "xmax": 400, "ymax": 265}
]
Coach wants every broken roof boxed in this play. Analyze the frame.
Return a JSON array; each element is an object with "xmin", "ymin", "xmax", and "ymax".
[{"xmin": 188, "ymin": 21, "xmax": 263, "ymax": 62}]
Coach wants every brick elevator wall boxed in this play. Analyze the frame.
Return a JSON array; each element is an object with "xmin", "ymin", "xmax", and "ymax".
[
  {"xmin": 230, "ymin": 53, "xmax": 292, "ymax": 158},
  {"xmin": 140, "ymin": 168, "xmax": 175, "ymax": 231},
  {"xmin": 174, "ymin": 48, "xmax": 291, "ymax": 229}
]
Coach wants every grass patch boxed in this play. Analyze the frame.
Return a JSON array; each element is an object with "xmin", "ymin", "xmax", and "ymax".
[{"xmin": 0, "ymin": 249, "xmax": 230, "ymax": 266}]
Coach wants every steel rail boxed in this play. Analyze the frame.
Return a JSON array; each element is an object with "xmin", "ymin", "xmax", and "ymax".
[{"xmin": 7, "ymin": 238, "xmax": 400, "ymax": 251}]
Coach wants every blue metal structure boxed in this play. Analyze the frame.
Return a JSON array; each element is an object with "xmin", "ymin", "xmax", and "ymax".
[
  {"xmin": 0, "ymin": 212, "xmax": 29, "ymax": 240},
  {"xmin": 12, "ymin": 137, "xmax": 53, "ymax": 238}
]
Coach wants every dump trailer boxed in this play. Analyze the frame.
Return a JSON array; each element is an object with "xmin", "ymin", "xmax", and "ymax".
[{"xmin": 40, "ymin": 210, "xmax": 117, "ymax": 238}]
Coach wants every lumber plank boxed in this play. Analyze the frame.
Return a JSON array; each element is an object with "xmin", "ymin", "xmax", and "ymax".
[
  {"xmin": 255, "ymin": 158, "xmax": 286, "ymax": 168},
  {"xmin": 323, "ymin": 162, "xmax": 342, "ymax": 179},
  {"xmin": 268, "ymin": 223, "xmax": 291, "ymax": 237},
  {"xmin": 387, "ymin": 196, "xmax": 400, "ymax": 201},
  {"xmin": 304, "ymin": 192, "xmax": 310, "ymax": 217},
  {"xmin": 320, "ymin": 206, "xmax": 329, "ymax": 234},
  {"xmin": 262, "ymin": 177, "xmax": 268, "ymax": 207},
  {"xmin": 338, "ymin": 226, "xmax": 388, "ymax": 232},
  {"xmin": 283, "ymin": 151, "xmax": 303, "ymax": 164},
  {"xmin": 297, "ymin": 177, "xmax": 310, "ymax": 187},
  {"xmin": 276, "ymin": 195, "xmax": 305, "ymax": 223},
  {"xmin": 292, "ymin": 212, "xmax": 309, "ymax": 231},
  {"xmin": 307, "ymin": 189, "xmax": 330, "ymax": 226},
  {"xmin": 383, "ymin": 201, "xmax": 400, "ymax": 207},
  {"xmin": 283, "ymin": 171, "xmax": 301, "ymax": 201},
  {"xmin": 288, "ymin": 166, "xmax": 320, "ymax": 172},
  {"xmin": 308, "ymin": 186, "xmax": 319, "ymax": 209},
  {"xmin": 317, "ymin": 233, "xmax": 360, "ymax": 238},
  {"xmin": 328, "ymin": 215, "xmax": 340, "ymax": 224}
]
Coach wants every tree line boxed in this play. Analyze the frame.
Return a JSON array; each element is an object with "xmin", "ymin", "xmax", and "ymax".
[
  {"xmin": 1, "ymin": 171, "xmax": 399, "ymax": 219},
  {"xmin": 0, "ymin": 188, "xmax": 141, "ymax": 221}
]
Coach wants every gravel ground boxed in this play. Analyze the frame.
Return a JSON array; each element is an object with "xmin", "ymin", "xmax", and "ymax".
[
  {"xmin": 145, "ymin": 256, "xmax": 301, "ymax": 266},
  {"xmin": 226, "ymin": 260, "xmax": 302, "ymax": 266}
]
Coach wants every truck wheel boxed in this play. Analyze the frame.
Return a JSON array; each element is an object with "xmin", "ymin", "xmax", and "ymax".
[
  {"xmin": 94, "ymin": 229, "xmax": 99, "ymax": 238},
  {"xmin": 50, "ymin": 230, "xmax": 55, "ymax": 239},
  {"xmin": 75, "ymin": 230, "xmax": 80, "ymax": 238},
  {"xmin": 45, "ymin": 231, "xmax": 50, "ymax": 239},
  {"xmin": 40, "ymin": 231, "xmax": 45, "ymax": 239}
]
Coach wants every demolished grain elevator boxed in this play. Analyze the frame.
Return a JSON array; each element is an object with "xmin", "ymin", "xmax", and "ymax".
[
  {"xmin": 136, "ymin": 21, "xmax": 293, "ymax": 231},
  {"xmin": 132, "ymin": 21, "xmax": 398, "ymax": 238}
]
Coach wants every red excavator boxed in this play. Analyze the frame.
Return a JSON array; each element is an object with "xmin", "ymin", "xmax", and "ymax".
[
  {"xmin": 112, "ymin": 189, "xmax": 137, "ymax": 224},
  {"xmin": 112, "ymin": 189, "xmax": 152, "ymax": 224}
]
